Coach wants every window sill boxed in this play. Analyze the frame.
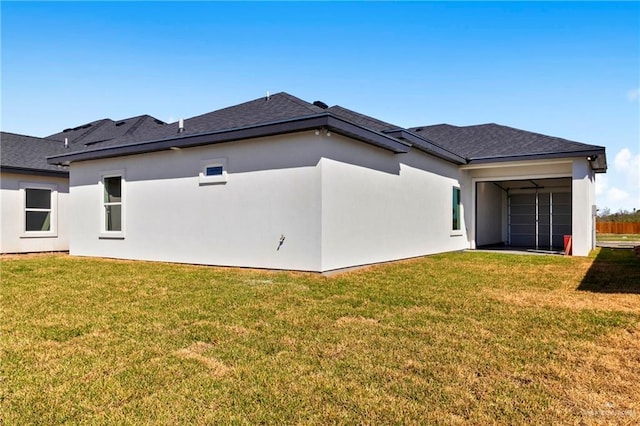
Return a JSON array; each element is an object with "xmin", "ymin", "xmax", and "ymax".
[
  {"xmin": 99, "ymin": 233, "xmax": 125, "ymax": 240},
  {"xmin": 20, "ymin": 233, "xmax": 58, "ymax": 239},
  {"xmin": 450, "ymin": 230, "xmax": 464, "ymax": 237},
  {"xmin": 199, "ymin": 176, "xmax": 227, "ymax": 185}
]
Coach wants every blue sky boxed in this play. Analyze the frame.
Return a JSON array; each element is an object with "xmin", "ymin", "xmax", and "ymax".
[{"xmin": 2, "ymin": 1, "xmax": 638, "ymax": 212}]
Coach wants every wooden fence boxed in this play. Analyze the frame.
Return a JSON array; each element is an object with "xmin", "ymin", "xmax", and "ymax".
[{"xmin": 596, "ymin": 222, "xmax": 640, "ymax": 234}]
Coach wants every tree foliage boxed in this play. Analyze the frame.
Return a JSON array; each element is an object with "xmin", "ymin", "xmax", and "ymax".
[{"xmin": 597, "ymin": 208, "xmax": 640, "ymax": 222}]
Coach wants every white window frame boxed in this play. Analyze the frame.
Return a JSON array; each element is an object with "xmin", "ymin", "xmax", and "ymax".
[
  {"xmin": 99, "ymin": 169, "xmax": 125, "ymax": 239},
  {"xmin": 199, "ymin": 158, "xmax": 228, "ymax": 185},
  {"xmin": 451, "ymin": 185, "xmax": 463, "ymax": 236},
  {"xmin": 19, "ymin": 182, "xmax": 58, "ymax": 238}
]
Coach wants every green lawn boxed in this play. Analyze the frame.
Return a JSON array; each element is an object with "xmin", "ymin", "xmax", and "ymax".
[{"xmin": 2, "ymin": 250, "xmax": 639, "ymax": 424}]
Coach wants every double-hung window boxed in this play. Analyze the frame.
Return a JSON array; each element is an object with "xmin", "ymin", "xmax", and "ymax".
[
  {"xmin": 20, "ymin": 183, "xmax": 57, "ymax": 237},
  {"xmin": 100, "ymin": 171, "xmax": 125, "ymax": 237}
]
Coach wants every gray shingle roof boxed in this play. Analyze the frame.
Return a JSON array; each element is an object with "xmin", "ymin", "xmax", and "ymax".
[
  {"xmin": 47, "ymin": 94, "xmax": 607, "ymax": 171},
  {"xmin": 326, "ymin": 105, "xmax": 400, "ymax": 132},
  {"xmin": 47, "ymin": 115, "xmax": 166, "ymax": 145},
  {"xmin": 1, "ymin": 132, "xmax": 69, "ymax": 175},
  {"xmin": 0, "ymin": 91, "xmax": 600, "ymax": 173},
  {"xmin": 86, "ymin": 92, "xmax": 326, "ymax": 150},
  {"xmin": 409, "ymin": 123, "xmax": 605, "ymax": 160}
]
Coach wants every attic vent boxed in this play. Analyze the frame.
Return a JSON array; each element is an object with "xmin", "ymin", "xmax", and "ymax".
[
  {"xmin": 154, "ymin": 119, "xmax": 165, "ymax": 125},
  {"xmin": 414, "ymin": 127, "xmax": 423, "ymax": 132},
  {"xmin": 115, "ymin": 121, "xmax": 126, "ymax": 127},
  {"xmin": 313, "ymin": 101, "xmax": 329, "ymax": 109},
  {"xmin": 63, "ymin": 128, "xmax": 72, "ymax": 133}
]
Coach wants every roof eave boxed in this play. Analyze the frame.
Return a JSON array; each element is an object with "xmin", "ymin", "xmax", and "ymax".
[
  {"xmin": 0, "ymin": 165, "xmax": 69, "ymax": 177},
  {"xmin": 467, "ymin": 149, "xmax": 608, "ymax": 172},
  {"xmin": 47, "ymin": 114, "xmax": 410, "ymax": 165},
  {"xmin": 383, "ymin": 129, "xmax": 466, "ymax": 164}
]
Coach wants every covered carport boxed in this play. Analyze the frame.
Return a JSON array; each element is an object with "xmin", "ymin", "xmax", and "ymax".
[
  {"xmin": 410, "ymin": 122, "xmax": 606, "ymax": 256},
  {"xmin": 476, "ymin": 177, "xmax": 572, "ymax": 252}
]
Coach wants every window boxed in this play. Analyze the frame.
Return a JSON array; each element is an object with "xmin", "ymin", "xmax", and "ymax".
[
  {"xmin": 205, "ymin": 166, "xmax": 224, "ymax": 176},
  {"xmin": 20, "ymin": 183, "xmax": 57, "ymax": 237},
  {"xmin": 26, "ymin": 189, "xmax": 52, "ymax": 231},
  {"xmin": 452, "ymin": 186, "xmax": 461, "ymax": 232},
  {"xmin": 104, "ymin": 176, "xmax": 122, "ymax": 231},
  {"xmin": 199, "ymin": 158, "xmax": 227, "ymax": 185},
  {"xmin": 100, "ymin": 170, "xmax": 125, "ymax": 238}
]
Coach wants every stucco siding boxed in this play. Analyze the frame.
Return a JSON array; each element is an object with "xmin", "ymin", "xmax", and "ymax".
[
  {"xmin": 572, "ymin": 158, "xmax": 596, "ymax": 256},
  {"xmin": 319, "ymin": 135, "xmax": 468, "ymax": 271},
  {"xmin": 0, "ymin": 172, "xmax": 69, "ymax": 253},
  {"xmin": 69, "ymin": 132, "xmax": 323, "ymax": 271},
  {"xmin": 476, "ymin": 182, "xmax": 504, "ymax": 246}
]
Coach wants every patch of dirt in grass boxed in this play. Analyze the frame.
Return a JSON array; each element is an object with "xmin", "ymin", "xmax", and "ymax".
[
  {"xmin": 321, "ymin": 343, "xmax": 348, "ymax": 359},
  {"xmin": 487, "ymin": 289, "xmax": 640, "ymax": 313},
  {"xmin": 335, "ymin": 316, "xmax": 380, "ymax": 326},
  {"xmin": 191, "ymin": 320, "xmax": 252, "ymax": 336},
  {"xmin": 175, "ymin": 342, "xmax": 230, "ymax": 376},
  {"xmin": 550, "ymin": 325, "xmax": 640, "ymax": 423}
]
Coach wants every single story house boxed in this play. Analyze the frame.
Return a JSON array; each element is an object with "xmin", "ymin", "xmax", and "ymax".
[
  {"xmin": 0, "ymin": 132, "xmax": 70, "ymax": 253},
  {"xmin": 1, "ymin": 116, "xmax": 165, "ymax": 254},
  {"xmin": 3, "ymin": 92, "xmax": 606, "ymax": 272}
]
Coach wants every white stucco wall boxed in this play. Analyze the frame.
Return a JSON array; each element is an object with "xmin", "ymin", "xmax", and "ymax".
[
  {"xmin": 572, "ymin": 158, "xmax": 596, "ymax": 256},
  {"xmin": 69, "ymin": 133, "xmax": 324, "ymax": 271},
  {"xmin": 319, "ymin": 135, "xmax": 468, "ymax": 271},
  {"xmin": 476, "ymin": 181, "xmax": 504, "ymax": 246},
  {"xmin": 0, "ymin": 172, "xmax": 69, "ymax": 253},
  {"xmin": 68, "ymin": 131, "xmax": 470, "ymax": 272},
  {"xmin": 65, "ymin": 130, "xmax": 599, "ymax": 270}
]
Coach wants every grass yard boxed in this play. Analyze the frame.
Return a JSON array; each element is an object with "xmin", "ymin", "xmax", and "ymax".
[
  {"xmin": 2, "ymin": 249, "xmax": 639, "ymax": 424},
  {"xmin": 597, "ymin": 233, "xmax": 640, "ymax": 243}
]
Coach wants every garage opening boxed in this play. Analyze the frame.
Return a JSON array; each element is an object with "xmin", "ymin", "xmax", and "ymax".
[{"xmin": 476, "ymin": 178, "xmax": 572, "ymax": 252}]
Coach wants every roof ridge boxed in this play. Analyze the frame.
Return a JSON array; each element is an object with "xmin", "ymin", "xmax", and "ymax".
[
  {"xmin": 73, "ymin": 120, "xmax": 109, "ymax": 142},
  {"xmin": 124, "ymin": 115, "xmax": 151, "ymax": 136},
  {"xmin": 180, "ymin": 95, "xmax": 273, "ymax": 122},
  {"xmin": 275, "ymin": 92, "xmax": 325, "ymax": 113},
  {"xmin": 114, "ymin": 114, "xmax": 165, "ymax": 123},
  {"xmin": 174, "ymin": 92, "xmax": 323, "ymax": 124},
  {"xmin": 404, "ymin": 129, "xmax": 470, "ymax": 161},
  {"xmin": 66, "ymin": 119, "xmax": 112, "ymax": 143}
]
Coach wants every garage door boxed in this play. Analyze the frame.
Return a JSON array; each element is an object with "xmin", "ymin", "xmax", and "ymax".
[{"xmin": 509, "ymin": 191, "xmax": 571, "ymax": 250}]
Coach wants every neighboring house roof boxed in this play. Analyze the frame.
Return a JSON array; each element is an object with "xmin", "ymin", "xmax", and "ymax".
[
  {"xmin": 0, "ymin": 132, "xmax": 69, "ymax": 176},
  {"xmin": 47, "ymin": 115, "xmax": 166, "ymax": 146},
  {"xmin": 410, "ymin": 123, "xmax": 607, "ymax": 171}
]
